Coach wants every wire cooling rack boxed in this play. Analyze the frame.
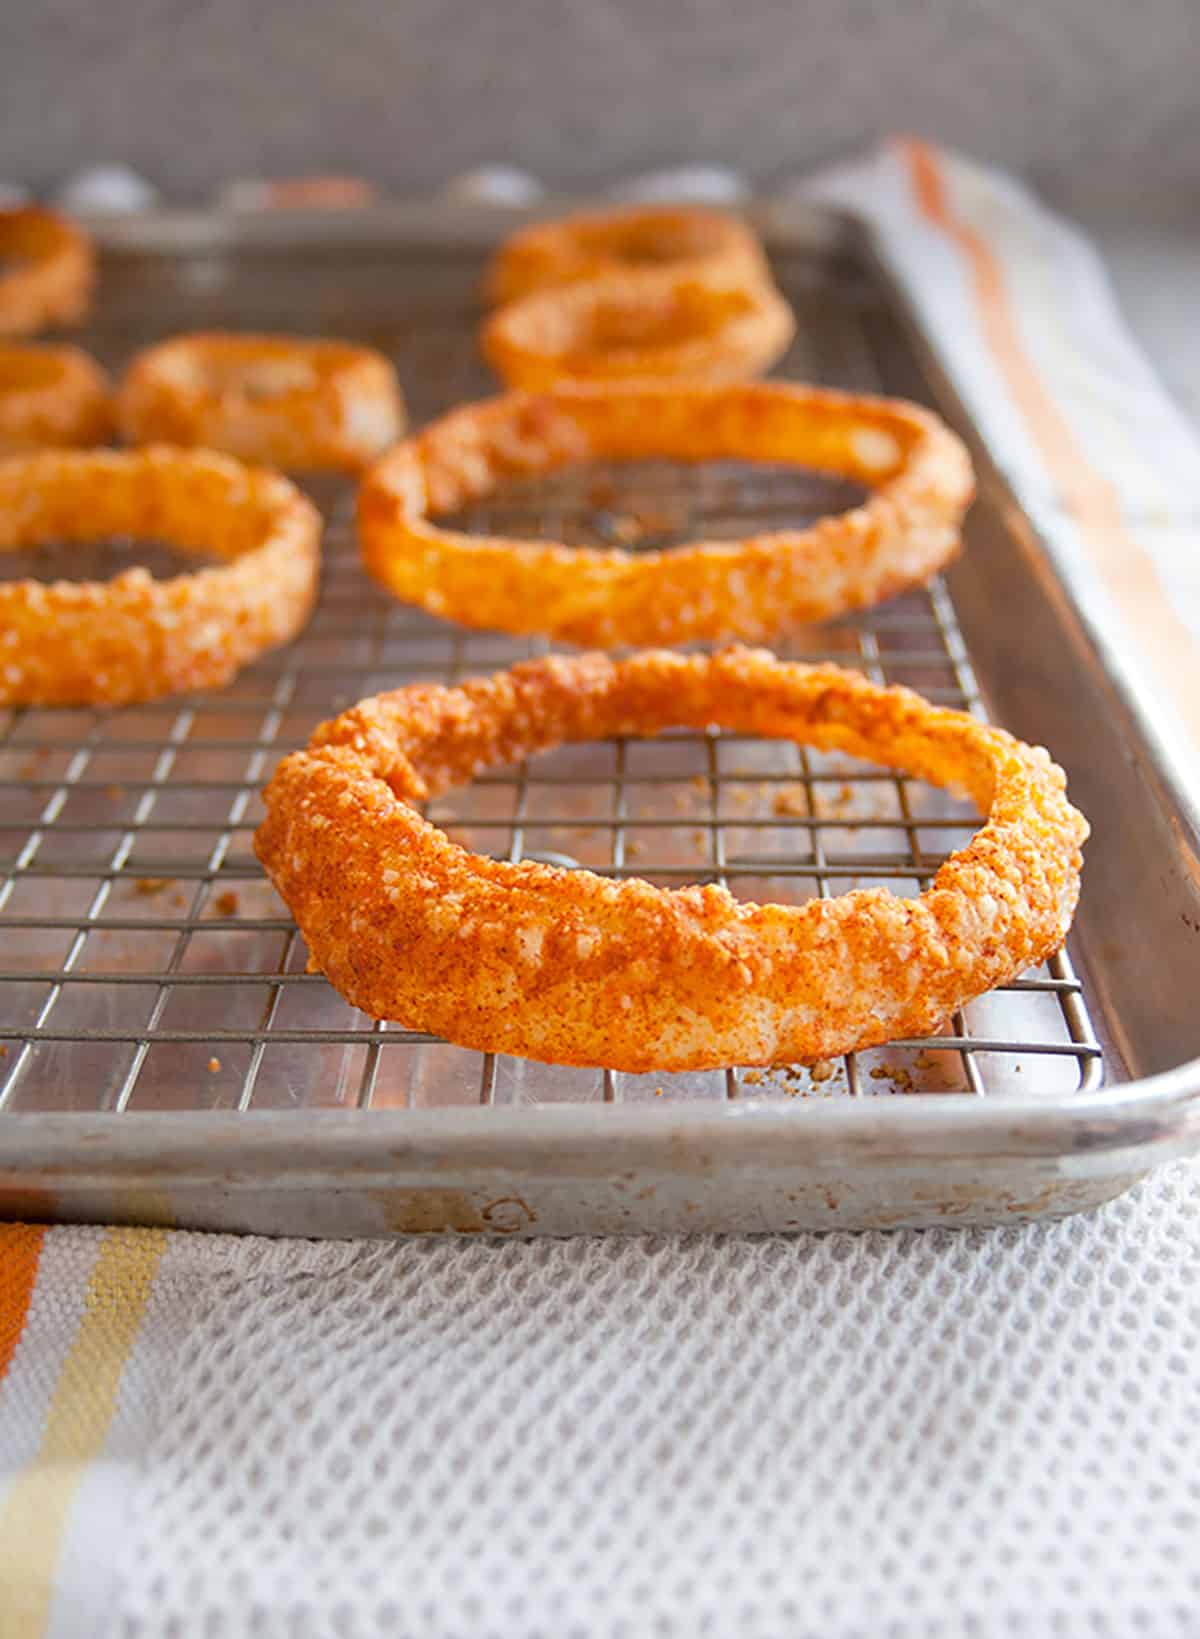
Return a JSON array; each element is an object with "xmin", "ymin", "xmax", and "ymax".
[{"xmin": 0, "ymin": 239, "xmax": 1102, "ymax": 1114}]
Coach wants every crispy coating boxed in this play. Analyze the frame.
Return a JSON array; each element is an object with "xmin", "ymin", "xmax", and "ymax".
[
  {"xmin": 484, "ymin": 205, "xmax": 769, "ymax": 306},
  {"xmin": 358, "ymin": 380, "xmax": 975, "ymax": 647},
  {"xmin": 0, "ymin": 343, "xmax": 112, "ymax": 454},
  {"xmin": 0, "ymin": 208, "xmax": 93, "ymax": 337},
  {"xmin": 482, "ymin": 269, "xmax": 796, "ymax": 390},
  {"xmin": 118, "ymin": 332, "xmax": 406, "ymax": 473},
  {"xmin": 256, "ymin": 647, "xmax": 1088, "ymax": 1073},
  {"xmin": 0, "ymin": 445, "xmax": 320, "ymax": 705}
]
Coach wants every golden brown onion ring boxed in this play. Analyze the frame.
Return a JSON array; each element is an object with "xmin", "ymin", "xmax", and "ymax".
[
  {"xmin": 0, "ymin": 208, "xmax": 94, "ymax": 337},
  {"xmin": 0, "ymin": 445, "xmax": 320, "ymax": 705},
  {"xmin": 484, "ymin": 204, "xmax": 769, "ymax": 306},
  {"xmin": 118, "ymin": 332, "xmax": 406, "ymax": 473},
  {"xmin": 0, "ymin": 343, "xmax": 112, "ymax": 454},
  {"xmin": 256, "ymin": 647, "xmax": 1088, "ymax": 1072},
  {"xmin": 357, "ymin": 380, "xmax": 974, "ymax": 647},
  {"xmin": 481, "ymin": 269, "xmax": 796, "ymax": 390}
]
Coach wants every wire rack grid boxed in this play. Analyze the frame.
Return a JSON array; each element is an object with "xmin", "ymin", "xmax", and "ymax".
[{"xmin": 0, "ymin": 240, "xmax": 1102, "ymax": 1114}]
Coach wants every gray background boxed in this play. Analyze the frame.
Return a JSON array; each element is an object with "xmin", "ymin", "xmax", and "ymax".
[
  {"xmin": 2, "ymin": 0, "xmax": 1198, "ymax": 418},
  {"xmin": 2, "ymin": 0, "xmax": 1198, "ymax": 218}
]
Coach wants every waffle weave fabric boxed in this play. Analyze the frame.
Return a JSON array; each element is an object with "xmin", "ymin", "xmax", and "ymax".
[{"xmin": 0, "ymin": 1164, "xmax": 1196, "ymax": 1637}]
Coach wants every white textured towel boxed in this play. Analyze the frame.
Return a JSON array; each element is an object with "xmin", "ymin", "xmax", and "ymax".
[{"xmin": 0, "ymin": 1167, "xmax": 1198, "ymax": 1638}]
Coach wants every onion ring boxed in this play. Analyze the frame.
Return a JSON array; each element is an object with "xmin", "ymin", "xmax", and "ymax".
[
  {"xmin": 0, "ymin": 343, "xmax": 112, "ymax": 454},
  {"xmin": 357, "ymin": 380, "xmax": 974, "ymax": 647},
  {"xmin": 0, "ymin": 208, "xmax": 94, "ymax": 337},
  {"xmin": 0, "ymin": 445, "xmax": 321, "ymax": 705},
  {"xmin": 117, "ymin": 332, "xmax": 406, "ymax": 472},
  {"xmin": 484, "ymin": 204, "xmax": 769, "ymax": 306},
  {"xmin": 481, "ymin": 269, "xmax": 796, "ymax": 389},
  {"xmin": 256, "ymin": 647, "xmax": 1087, "ymax": 1072}
]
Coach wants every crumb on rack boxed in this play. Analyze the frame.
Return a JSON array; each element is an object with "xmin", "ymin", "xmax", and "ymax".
[
  {"xmin": 605, "ymin": 513, "xmax": 641, "ymax": 545},
  {"xmin": 809, "ymin": 1059, "xmax": 837, "ymax": 1083},
  {"xmin": 207, "ymin": 1056, "xmax": 222, "ymax": 1073},
  {"xmin": 868, "ymin": 1061, "xmax": 915, "ymax": 1091},
  {"xmin": 691, "ymin": 829, "xmax": 709, "ymax": 855},
  {"xmin": 627, "ymin": 505, "xmax": 683, "ymax": 538},
  {"xmin": 626, "ymin": 839, "xmax": 646, "ymax": 859},
  {"xmin": 214, "ymin": 890, "xmax": 240, "ymax": 917},
  {"xmin": 171, "ymin": 892, "xmax": 186, "ymax": 908},
  {"xmin": 815, "ymin": 780, "xmax": 859, "ymax": 818},
  {"xmin": 654, "ymin": 1086, "xmax": 664, "ymax": 1097},
  {"xmin": 135, "ymin": 877, "xmax": 172, "ymax": 896},
  {"xmin": 743, "ymin": 1069, "xmax": 764, "ymax": 1085},
  {"xmin": 772, "ymin": 782, "xmax": 808, "ymax": 818}
]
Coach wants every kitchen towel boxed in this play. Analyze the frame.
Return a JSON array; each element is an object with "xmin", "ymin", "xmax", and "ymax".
[
  {"xmin": 799, "ymin": 138, "xmax": 1200, "ymax": 796},
  {"xmin": 1, "ymin": 1173, "xmax": 1199, "ymax": 1639},
  {"xmin": 1, "ymin": 139, "xmax": 1199, "ymax": 1638}
]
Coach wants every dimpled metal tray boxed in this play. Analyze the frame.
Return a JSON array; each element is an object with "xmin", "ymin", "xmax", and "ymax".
[{"xmin": 0, "ymin": 203, "xmax": 1198, "ymax": 1235}]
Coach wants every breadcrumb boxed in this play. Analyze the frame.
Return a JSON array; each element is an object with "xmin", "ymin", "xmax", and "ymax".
[
  {"xmin": 772, "ymin": 782, "xmax": 808, "ymax": 817},
  {"xmin": 606, "ymin": 513, "xmax": 640, "ymax": 545}
]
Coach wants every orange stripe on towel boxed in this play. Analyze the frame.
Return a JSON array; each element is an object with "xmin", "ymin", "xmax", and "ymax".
[
  {"xmin": 0, "ymin": 1224, "xmax": 46, "ymax": 1383},
  {"xmin": 902, "ymin": 136, "xmax": 1200, "ymax": 751}
]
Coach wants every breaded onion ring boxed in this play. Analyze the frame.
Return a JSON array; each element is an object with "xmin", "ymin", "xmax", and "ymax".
[
  {"xmin": 358, "ymin": 381, "xmax": 974, "ymax": 647},
  {"xmin": 482, "ymin": 270, "xmax": 796, "ymax": 389},
  {"xmin": 0, "ymin": 343, "xmax": 112, "ymax": 454},
  {"xmin": 0, "ymin": 208, "xmax": 94, "ymax": 336},
  {"xmin": 0, "ymin": 446, "xmax": 320, "ymax": 705},
  {"xmin": 256, "ymin": 648, "xmax": 1088, "ymax": 1073},
  {"xmin": 118, "ymin": 332, "xmax": 406, "ymax": 473},
  {"xmin": 484, "ymin": 204, "xmax": 769, "ymax": 306}
]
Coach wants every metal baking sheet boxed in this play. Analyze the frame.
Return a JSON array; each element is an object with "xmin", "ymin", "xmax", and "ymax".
[{"xmin": 1, "ymin": 202, "xmax": 1198, "ymax": 1235}]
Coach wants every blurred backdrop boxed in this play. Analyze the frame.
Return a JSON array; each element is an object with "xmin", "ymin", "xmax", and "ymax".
[{"xmin": 2, "ymin": 0, "xmax": 1197, "ymax": 218}]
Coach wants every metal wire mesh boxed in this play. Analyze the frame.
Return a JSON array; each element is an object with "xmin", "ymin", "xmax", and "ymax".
[{"xmin": 0, "ymin": 237, "xmax": 1102, "ymax": 1113}]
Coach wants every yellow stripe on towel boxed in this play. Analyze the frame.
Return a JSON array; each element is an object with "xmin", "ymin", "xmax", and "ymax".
[{"xmin": 0, "ymin": 1227, "xmax": 168, "ymax": 1639}]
